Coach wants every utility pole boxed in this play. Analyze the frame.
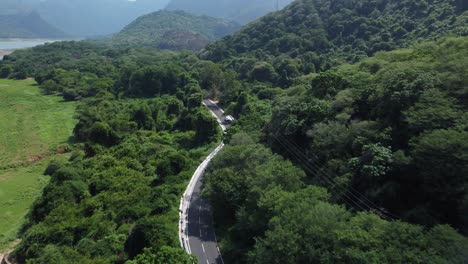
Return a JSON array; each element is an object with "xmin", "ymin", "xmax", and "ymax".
[{"xmin": 276, "ymin": 0, "xmax": 280, "ymax": 11}]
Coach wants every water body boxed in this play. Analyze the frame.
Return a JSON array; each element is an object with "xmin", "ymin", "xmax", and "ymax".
[{"xmin": 0, "ymin": 39, "xmax": 60, "ymax": 60}]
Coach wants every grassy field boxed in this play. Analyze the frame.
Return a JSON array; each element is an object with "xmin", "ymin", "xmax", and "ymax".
[{"xmin": 0, "ymin": 79, "xmax": 76, "ymax": 250}]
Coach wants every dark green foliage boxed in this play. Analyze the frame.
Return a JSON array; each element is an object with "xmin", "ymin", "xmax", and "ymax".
[
  {"xmin": 13, "ymin": 73, "xmax": 221, "ymax": 262},
  {"xmin": 205, "ymin": 134, "xmax": 468, "ymax": 263},
  {"xmin": 263, "ymin": 38, "xmax": 468, "ymax": 234},
  {"xmin": 108, "ymin": 10, "xmax": 240, "ymax": 51},
  {"xmin": 1, "ymin": 41, "xmax": 220, "ymax": 101},
  {"xmin": 202, "ymin": 0, "xmax": 467, "ymax": 87},
  {"xmin": 411, "ymin": 129, "xmax": 468, "ymax": 226},
  {"xmin": 13, "ymin": 55, "xmax": 220, "ymax": 263},
  {"xmin": 126, "ymin": 65, "xmax": 184, "ymax": 97},
  {"xmin": 310, "ymin": 70, "xmax": 349, "ymax": 99},
  {"xmin": 44, "ymin": 159, "xmax": 64, "ymax": 176},
  {"xmin": 0, "ymin": 64, "xmax": 13, "ymax": 78},
  {"xmin": 249, "ymin": 62, "xmax": 277, "ymax": 83},
  {"xmin": 127, "ymin": 246, "xmax": 193, "ymax": 264}
]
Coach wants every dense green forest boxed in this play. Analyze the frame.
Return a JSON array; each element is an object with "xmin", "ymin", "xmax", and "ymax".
[
  {"xmin": 204, "ymin": 37, "xmax": 468, "ymax": 263},
  {"xmin": 0, "ymin": 11, "xmax": 65, "ymax": 38},
  {"xmin": 0, "ymin": 41, "xmax": 242, "ymax": 103},
  {"xmin": 205, "ymin": 133, "xmax": 468, "ymax": 263},
  {"xmin": 0, "ymin": 0, "xmax": 467, "ymax": 263},
  {"xmin": 1, "ymin": 42, "xmax": 225, "ymax": 262},
  {"xmin": 105, "ymin": 10, "xmax": 240, "ymax": 51},
  {"xmin": 202, "ymin": 0, "xmax": 467, "ymax": 82},
  {"xmin": 13, "ymin": 96, "xmax": 219, "ymax": 263}
]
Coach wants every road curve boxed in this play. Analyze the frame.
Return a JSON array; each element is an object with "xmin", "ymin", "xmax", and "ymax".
[{"xmin": 179, "ymin": 100, "xmax": 228, "ymax": 264}]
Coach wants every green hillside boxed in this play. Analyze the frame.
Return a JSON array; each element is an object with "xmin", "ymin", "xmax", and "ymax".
[
  {"xmin": 204, "ymin": 37, "xmax": 468, "ymax": 263},
  {"xmin": 0, "ymin": 11, "xmax": 65, "ymax": 38},
  {"xmin": 202, "ymin": 0, "xmax": 467, "ymax": 77},
  {"xmin": 109, "ymin": 10, "xmax": 240, "ymax": 51}
]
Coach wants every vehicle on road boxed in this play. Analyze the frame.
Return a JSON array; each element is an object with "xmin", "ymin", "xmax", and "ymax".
[{"xmin": 223, "ymin": 115, "xmax": 235, "ymax": 125}]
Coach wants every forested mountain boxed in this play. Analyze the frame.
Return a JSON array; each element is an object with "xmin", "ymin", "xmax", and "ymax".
[
  {"xmin": 0, "ymin": 11, "xmax": 65, "ymax": 38},
  {"xmin": 108, "ymin": 10, "xmax": 240, "ymax": 51},
  {"xmin": 165, "ymin": 0, "xmax": 294, "ymax": 24},
  {"xmin": 0, "ymin": 0, "xmax": 467, "ymax": 263},
  {"xmin": 203, "ymin": 0, "xmax": 467, "ymax": 75}
]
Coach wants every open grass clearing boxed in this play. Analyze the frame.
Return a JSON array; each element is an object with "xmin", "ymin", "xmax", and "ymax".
[{"xmin": 0, "ymin": 79, "xmax": 76, "ymax": 250}]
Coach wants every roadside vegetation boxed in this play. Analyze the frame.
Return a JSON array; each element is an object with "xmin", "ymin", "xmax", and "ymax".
[{"xmin": 1, "ymin": 46, "xmax": 224, "ymax": 262}]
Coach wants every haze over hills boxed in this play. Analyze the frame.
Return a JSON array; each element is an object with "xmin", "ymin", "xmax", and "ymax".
[
  {"xmin": 1, "ymin": 0, "xmax": 171, "ymax": 37},
  {"xmin": 165, "ymin": 0, "xmax": 294, "ymax": 24},
  {"xmin": 35, "ymin": 0, "xmax": 171, "ymax": 37},
  {"xmin": 108, "ymin": 10, "xmax": 240, "ymax": 51},
  {"xmin": 0, "ymin": 11, "xmax": 65, "ymax": 38}
]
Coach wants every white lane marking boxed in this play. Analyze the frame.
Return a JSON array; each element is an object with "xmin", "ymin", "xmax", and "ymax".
[
  {"xmin": 199, "ymin": 205, "xmax": 203, "ymax": 236},
  {"xmin": 202, "ymin": 243, "xmax": 206, "ymax": 253},
  {"xmin": 179, "ymin": 100, "xmax": 226, "ymax": 262}
]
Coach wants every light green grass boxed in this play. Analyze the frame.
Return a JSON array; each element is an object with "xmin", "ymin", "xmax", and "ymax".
[
  {"xmin": 0, "ymin": 79, "xmax": 76, "ymax": 250},
  {"xmin": 0, "ymin": 163, "xmax": 49, "ymax": 250}
]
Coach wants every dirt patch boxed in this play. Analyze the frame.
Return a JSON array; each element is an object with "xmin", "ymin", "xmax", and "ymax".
[
  {"xmin": 55, "ymin": 146, "xmax": 70, "ymax": 155},
  {"xmin": 1, "ymin": 240, "xmax": 19, "ymax": 264},
  {"xmin": 25, "ymin": 146, "xmax": 70, "ymax": 163},
  {"xmin": 27, "ymin": 151, "xmax": 51, "ymax": 163},
  {"xmin": 0, "ymin": 253, "xmax": 12, "ymax": 264}
]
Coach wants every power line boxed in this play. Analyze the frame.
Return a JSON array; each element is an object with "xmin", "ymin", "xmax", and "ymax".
[
  {"xmin": 273, "ymin": 133, "xmax": 371, "ymax": 213},
  {"xmin": 275, "ymin": 133, "xmax": 395, "ymax": 221},
  {"xmin": 269, "ymin": 129, "xmax": 399, "ymax": 221},
  {"xmin": 280, "ymin": 134, "xmax": 400, "ymax": 220}
]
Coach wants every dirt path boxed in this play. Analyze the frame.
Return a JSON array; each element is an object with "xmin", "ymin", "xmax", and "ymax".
[
  {"xmin": 0, "ymin": 253, "xmax": 12, "ymax": 264},
  {"xmin": 1, "ymin": 240, "xmax": 19, "ymax": 264}
]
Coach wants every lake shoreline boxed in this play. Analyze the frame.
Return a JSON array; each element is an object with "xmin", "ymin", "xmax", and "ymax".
[
  {"xmin": 0, "ymin": 38, "xmax": 72, "ymax": 59},
  {"xmin": 0, "ymin": 38, "xmax": 64, "ymax": 42}
]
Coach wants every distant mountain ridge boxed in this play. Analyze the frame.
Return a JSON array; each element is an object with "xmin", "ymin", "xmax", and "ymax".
[
  {"xmin": 165, "ymin": 0, "xmax": 294, "ymax": 24},
  {"xmin": 1, "ymin": 0, "xmax": 171, "ymax": 37},
  {"xmin": 108, "ymin": 10, "xmax": 240, "ymax": 51},
  {"xmin": 34, "ymin": 0, "xmax": 171, "ymax": 37},
  {"xmin": 0, "ymin": 11, "xmax": 65, "ymax": 38}
]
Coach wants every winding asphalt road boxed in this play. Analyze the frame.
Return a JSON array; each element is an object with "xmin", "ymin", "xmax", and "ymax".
[{"xmin": 179, "ymin": 100, "xmax": 229, "ymax": 264}]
